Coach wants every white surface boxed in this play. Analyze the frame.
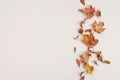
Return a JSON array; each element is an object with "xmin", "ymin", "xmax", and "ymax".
[{"xmin": 0, "ymin": 0, "xmax": 119, "ymax": 80}]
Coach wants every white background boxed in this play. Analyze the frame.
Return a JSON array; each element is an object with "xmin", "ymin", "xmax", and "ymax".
[{"xmin": 0, "ymin": 0, "xmax": 119, "ymax": 80}]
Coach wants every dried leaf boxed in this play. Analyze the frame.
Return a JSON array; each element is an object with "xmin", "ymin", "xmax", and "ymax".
[
  {"xmin": 80, "ymin": 71, "xmax": 85, "ymax": 77},
  {"xmin": 80, "ymin": 18, "xmax": 88, "ymax": 27},
  {"xmin": 93, "ymin": 60, "xmax": 98, "ymax": 65},
  {"xmin": 80, "ymin": 0, "xmax": 85, "ymax": 5},
  {"xmin": 78, "ymin": 28, "xmax": 83, "ymax": 34},
  {"xmin": 84, "ymin": 5, "xmax": 95, "ymax": 18},
  {"xmin": 103, "ymin": 60, "xmax": 111, "ymax": 64},
  {"xmin": 96, "ymin": 10, "xmax": 101, "ymax": 17},
  {"xmin": 73, "ymin": 35, "xmax": 79, "ymax": 39},
  {"xmin": 92, "ymin": 21, "xmax": 105, "ymax": 33},
  {"xmin": 80, "ymin": 52, "xmax": 89, "ymax": 64},
  {"xmin": 80, "ymin": 76, "xmax": 85, "ymax": 80},
  {"xmin": 96, "ymin": 51, "xmax": 103, "ymax": 62},
  {"xmin": 82, "ymin": 33, "xmax": 98, "ymax": 47},
  {"xmin": 76, "ymin": 59, "xmax": 81, "ymax": 67},
  {"xmin": 74, "ymin": 46, "xmax": 76, "ymax": 53},
  {"xmin": 85, "ymin": 29, "xmax": 91, "ymax": 32},
  {"xmin": 85, "ymin": 64, "xmax": 94, "ymax": 74},
  {"xmin": 78, "ymin": 9, "xmax": 85, "ymax": 14}
]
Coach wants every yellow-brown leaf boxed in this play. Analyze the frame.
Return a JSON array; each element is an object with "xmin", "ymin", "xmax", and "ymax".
[
  {"xmin": 85, "ymin": 64, "xmax": 94, "ymax": 74},
  {"xmin": 92, "ymin": 21, "xmax": 105, "ymax": 33},
  {"xmin": 76, "ymin": 59, "xmax": 81, "ymax": 67}
]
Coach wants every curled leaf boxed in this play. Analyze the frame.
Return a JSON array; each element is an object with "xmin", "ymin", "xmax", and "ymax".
[
  {"xmin": 93, "ymin": 60, "xmax": 98, "ymax": 65},
  {"xmin": 73, "ymin": 35, "xmax": 79, "ymax": 39},
  {"xmin": 92, "ymin": 21, "xmax": 105, "ymax": 33},
  {"xmin": 80, "ymin": 18, "xmax": 88, "ymax": 27},
  {"xmin": 96, "ymin": 51, "xmax": 103, "ymax": 62},
  {"xmin": 103, "ymin": 60, "xmax": 111, "ymax": 64},
  {"xmin": 85, "ymin": 64, "xmax": 94, "ymax": 74},
  {"xmin": 85, "ymin": 29, "xmax": 92, "ymax": 33},
  {"xmin": 80, "ymin": 76, "xmax": 85, "ymax": 80},
  {"xmin": 82, "ymin": 33, "xmax": 98, "ymax": 47},
  {"xmin": 78, "ymin": 9, "xmax": 84, "ymax": 14},
  {"xmin": 74, "ymin": 46, "xmax": 76, "ymax": 53},
  {"xmin": 80, "ymin": 0, "xmax": 85, "ymax": 5},
  {"xmin": 80, "ymin": 71, "xmax": 86, "ymax": 77},
  {"xmin": 76, "ymin": 59, "xmax": 81, "ymax": 67}
]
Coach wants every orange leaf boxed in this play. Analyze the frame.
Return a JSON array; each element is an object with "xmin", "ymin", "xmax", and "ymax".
[
  {"xmin": 103, "ymin": 60, "xmax": 111, "ymax": 64},
  {"xmin": 82, "ymin": 33, "xmax": 98, "ymax": 47},
  {"xmin": 76, "ymin": 59, "xmax": 81, "ymax": 67},
  {"xmin": 92, "ymin": 21, "xmax": 105, "ymax": 33},
  {"xmin": 80, "ymin": 0, "xmax": 85, "ymax": 5}
]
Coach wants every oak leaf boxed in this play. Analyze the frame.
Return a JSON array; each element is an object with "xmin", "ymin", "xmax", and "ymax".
[
  {"xmin": 82, "ymin": 33, "xmax": 98, "ymax": 47},
  {"xmin": 84, "ymin": 5, "xmax": 95, "ymax": 18},
  {"xmin": 85, "ymin": 64, "xmax": 94, "ymax": 74},
  {"xmin": 92, "ymin": 21, "xmax": 105, "ymax": 33}
]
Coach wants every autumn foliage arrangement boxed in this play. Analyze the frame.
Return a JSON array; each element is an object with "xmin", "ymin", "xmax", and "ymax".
[{"xmin": 73, "ymin": 0, "xmax": 110, "ymax": 80}]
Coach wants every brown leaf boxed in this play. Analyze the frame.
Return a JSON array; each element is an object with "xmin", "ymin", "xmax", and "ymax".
[
  {"xmin": 78, "ymin": 9, "xmax": 85, "ymax": 14},
  {"xmin": 92, "ymin": 21, "xmax": 105, "ymax": 33},
  {"xmin": 80, "ymin": 71, "xmax": 85, "ymax": 77},
  {"xmin": 96, "ymin": 51, "xmax": 103, "ymax": 62},
  {"xmin": 96, "ymin": 10, "xmax": 101, "ymax": 17},
  {"xmin": 80, "ymin": 18, "xmax": 88, "ymax": 27},
  {"xmin": 78, "ymin": 28, "xmax": 83, "ymax": 34},
  {"xmin": 74, "ymin": 46, "xmax": 76, "ymax": 54},
  {"xmin": 76, "ymin": 59, "xmax": 81, "ymax": 67},
  {"xmin": 80, "ymin": 76, "xmax": 85, "ymax": 80},
  {"xmin": 93, "ymin": 60, "xmax": 98, "ymax": 65},
  {"xmin": 103, "ymin": 60, "xmax": 111, "ymax": 64},
  {"xmin": 80, "ymin": 52, "xmax": 90, "ymax": 64},
  {"xmin": 82, "ymin": 33, "xmax": 98, "ymax": 47},
  {"xmin": 80, "ymin": 0, "xmax": 85, "ymax": 5},
  {"xmin": 73, "ymin": 35, "xmax": 79, "ymax": 40}
]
